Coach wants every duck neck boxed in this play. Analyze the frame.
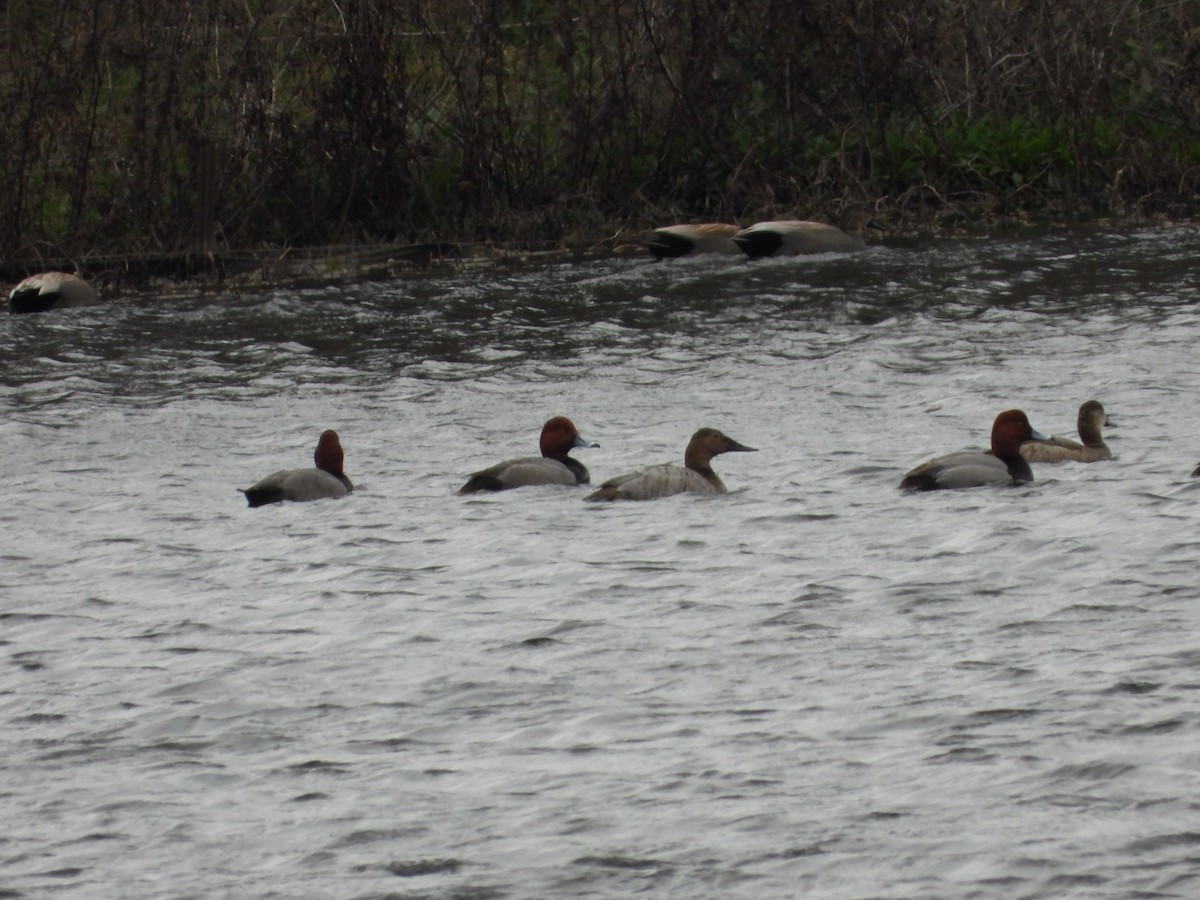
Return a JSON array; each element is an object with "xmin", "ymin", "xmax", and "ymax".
[
  {"xmin": 686, "ymin": 459, "xmax": 724, "ymax": 489},
  {"xmin": 1002, "ymin": 454, "xmax": 1034, "ymax": 483},
  {"xmin": 561, "ymin": 457, "xmax": 589, "ymax": 484}
]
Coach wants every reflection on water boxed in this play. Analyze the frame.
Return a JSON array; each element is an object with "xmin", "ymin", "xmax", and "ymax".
[{"xmin": 3, "ymin": 226, "xmax": 1200, "ymax": 899}]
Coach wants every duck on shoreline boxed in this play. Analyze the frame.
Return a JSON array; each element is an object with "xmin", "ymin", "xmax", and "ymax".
[
  {"xmin": 8, "ymin": 272, "xmax": 100, "ymax": 314},
  {"xmin": 732, "ymin": 207, "xmax": 877, "ymax": 258},
  {"xmin": 645, "ymin": 223, "xmax": 741, "ymax": 259}
]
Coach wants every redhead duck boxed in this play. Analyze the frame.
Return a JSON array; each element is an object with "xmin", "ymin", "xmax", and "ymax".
[
  {"xmin": 1020, "ymin": 400, "xmax": 1114, "ymax": 464},
  {"xmin": 457, "ymin": 416, "xmax": 598, "ymax": 494},
  {"xmin": 8, "ymin": 272, "xmax": 100, "ymax": 314},
  {"xmin": 732, "ymin": 207, "xmax": 876, "ymax": 259},
  {"xmin": 900, "ymin": 410, "xmax": 1048, "ymax": 491},
  {"xmin": 646, "ymin": 223, "xmax": 741, "ymax": 259},
  {"xmin": 242, "ymin": 430, "xmax": 353, "ymax": 507},
  {"xmin": 585, "ymin": 427, "xmax": 757, "ymax": 501}
]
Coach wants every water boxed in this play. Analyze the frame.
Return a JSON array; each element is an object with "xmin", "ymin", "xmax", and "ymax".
[{"xmin": 3, "ymin": 227, "xmax": 1200, "ymax": 898}]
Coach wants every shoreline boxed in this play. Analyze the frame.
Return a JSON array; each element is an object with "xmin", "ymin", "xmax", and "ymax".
[{"xmin": 4, "ymin": 205, "xmax": 1196, "ymax": 295}]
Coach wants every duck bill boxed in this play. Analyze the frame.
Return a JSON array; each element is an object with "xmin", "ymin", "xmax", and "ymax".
[
  {"xmin": 1028, "ymin": 427, "xmax": 1049, "ymax": 441},
  {"xmin": 574, "ymin": 434, "xmax": 599, "ymax": 449},
  {"xmin": 726, "ymin": 439, "xmax": 758, "ymax": 453}
]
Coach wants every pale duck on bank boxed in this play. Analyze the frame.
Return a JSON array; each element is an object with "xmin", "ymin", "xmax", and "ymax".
[
  {"xmin": 900, "ymin": 410, "xmax": 1048, "ymax": 491},
  {"xmin": 242, "ymin": 430, "xmax": 353, "ymax": 507},
  {"xmin": 1020, "ymin": 400, "xmax": 1115, "ymax": 464},
  {"xmin": 457, "ymin": 416, "xmax": 598, "ymax": 494},
  {"xmin": 585, "ymin": 427, "xmax": 757, "ymax": 501},
  {"xmin": 645, "ymin": 223, "xmax": 741, "ymax": 259},
  {"xmin": 732, "ymin": 207, "xmax": 877, "ymax": 259},
  {"xmin": 8, "ymin": 272, "xmax": 100, "ymax": 314}
]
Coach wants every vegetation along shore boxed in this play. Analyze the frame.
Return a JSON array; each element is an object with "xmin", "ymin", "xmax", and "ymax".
[{"xmin": 2, "ymin": 0, "xmax": 1197, "ymax": 286}]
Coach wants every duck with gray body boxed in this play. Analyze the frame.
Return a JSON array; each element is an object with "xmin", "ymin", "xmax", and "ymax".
[
  {"xmin": 243, "ymin": 430, "xmax": 353, "ymax": 507},
  {"xmin": 458, "ymin": 416, "xmax": 599, "ymax": 494},
  {"xmin": 900, "ymin": 410, "xmax": 1047, "ymax": 491}
]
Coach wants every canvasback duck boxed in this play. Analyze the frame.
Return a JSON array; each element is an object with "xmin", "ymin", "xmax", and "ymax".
[
  {"xmin": 1020, "ymin": 400, "xmax": 1114, "ymax": 464},
  {"xmin": 8, "ymin": 271, "xmax": 100, "ymax": 314},
  {"xmin": 585, "ymin": 427, "xmax": 757, "ymax": 501},
  {"xmin": 457, "ymin": 416, "xmax": 598, "ymax": 494},
  {"xmin": 242, "ymin": 430, "xmax": 353, "ymax": 507},
  {"xmin": 646, "ymin": 223, "xmax": 741, "ymax": 259},
  {"xmin": 900, "ymin": 410, "xmax": 1048, "ymax": 491},
  {"xmin": 733, "ymin": 207, "xmax": 876, "ymax": 258}
]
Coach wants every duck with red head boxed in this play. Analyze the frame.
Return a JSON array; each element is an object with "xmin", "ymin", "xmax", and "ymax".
[
  {"xmin": 457, "ymin": 416, "xmax": 599, "ymax": 494},
  {"xmin": 586, "ymin": 427, "xmax": 757, "ymax": 501},
  {"xmin": 900, "ymin": 410, "xmax": 1047, "ymax": 491},
  {"xmin": 242, "ymin": 430, "xmax": 353, "ymax": 507}
]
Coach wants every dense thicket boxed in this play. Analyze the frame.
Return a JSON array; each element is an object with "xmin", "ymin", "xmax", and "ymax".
[{"xmin": 1, "ymin": 0, "xmax": 1197, "ymax": 260}]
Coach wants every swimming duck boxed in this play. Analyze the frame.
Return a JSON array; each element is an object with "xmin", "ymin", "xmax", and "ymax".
[
  {"xmin": 1019, "ymin": 400, "xmax": 1114, "ymax": 463},
  {"xmin": 242, "ymin": 430, "xmax": 353, "ymax": 507},
  {"xmin": 732, "ymin": 207, "xmax": 876, "ymax": 259},
  {"xmin": 900, "ymin": 410, "xmax": 1047, "ymax": 491},
  {"xmin": 646, "ymin": 223, "xmax": 741, "ymax": 259},
  {"xmin": 8, "ymin": 272, "xmax": 100, "ymax": 314},
  {"xmin": 585, "ymin": 427, "xmax": 757, "ymax": 501},
  {"xmin": 457, "ymin": 416, "xmax": 598, "ymax": 494}
]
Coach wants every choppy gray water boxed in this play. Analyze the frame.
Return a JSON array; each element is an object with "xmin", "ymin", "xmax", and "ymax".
[{"xmin": 4, "ymin": 227, "xmax": 1200, "ymax": 899}]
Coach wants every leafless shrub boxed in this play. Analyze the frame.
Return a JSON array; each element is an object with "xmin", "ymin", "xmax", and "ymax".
[{"xmin": 0, "ymin": 0, "xmax": 1195, "ymax": 260}]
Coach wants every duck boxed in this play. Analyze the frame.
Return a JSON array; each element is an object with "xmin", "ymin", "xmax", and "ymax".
[
  {"xmin": 457, "ymin": 416, "xmax": 598, "ymax": 494},
  {"xmin": 732, "ymin": 206, "xmax": 876, "ymax": 258},
  {"xmin": 585, "ymin": 427, "xmax": 757, "ymax": 501},
  {"xmin": 1019, "ymin": 400, "xmax": 1114, "ymax": 463},
  {"xmin": 8, "ymin": 271, "xmax": 100, "ymax": 314},
  {"xmin": 900, "ymin": 410, "xmax": 1048, "ymax": 491},
  {"xmin": 646, "ymin": 223, "xmax": 741, "ymax": 259},
  {"xmin": 242, "ymin": 430, "xmax": 353, "ymax": 507}
]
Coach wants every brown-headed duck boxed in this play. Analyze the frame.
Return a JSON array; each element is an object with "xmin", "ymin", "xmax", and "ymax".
[
  {"xmin": 1019, "ymin": 400, "xmax": 1114, "ymax": 464},
  {"xmin": 457, "ymin": 416, "xmax": 598, "ymax": 494},
  {"xmin": 9, "ymin": 272, "xmax": 100, "ymax": 314},
  {"xmin": 900, "ymin": 410, "xmax": 1048, "ymax": 491},
  {"xmin": 586, "ymin": 427, "xmax": 757, "ymax": 501},
  {"xmin": 242, "ymin": 430, "xmax": 353, "ymax": 507},
  {"xmin": 733, "ymin": 207, "xmax": 876, "ymax": 259},
  {"xmin": 646, "ymin": 223, "xmax": 741, "ymax": 259}
]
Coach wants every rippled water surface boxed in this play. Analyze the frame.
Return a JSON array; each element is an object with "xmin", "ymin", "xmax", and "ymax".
[{"xmin": 4, "ymin": 227, "xmax": 1200, "ymax": 898}]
